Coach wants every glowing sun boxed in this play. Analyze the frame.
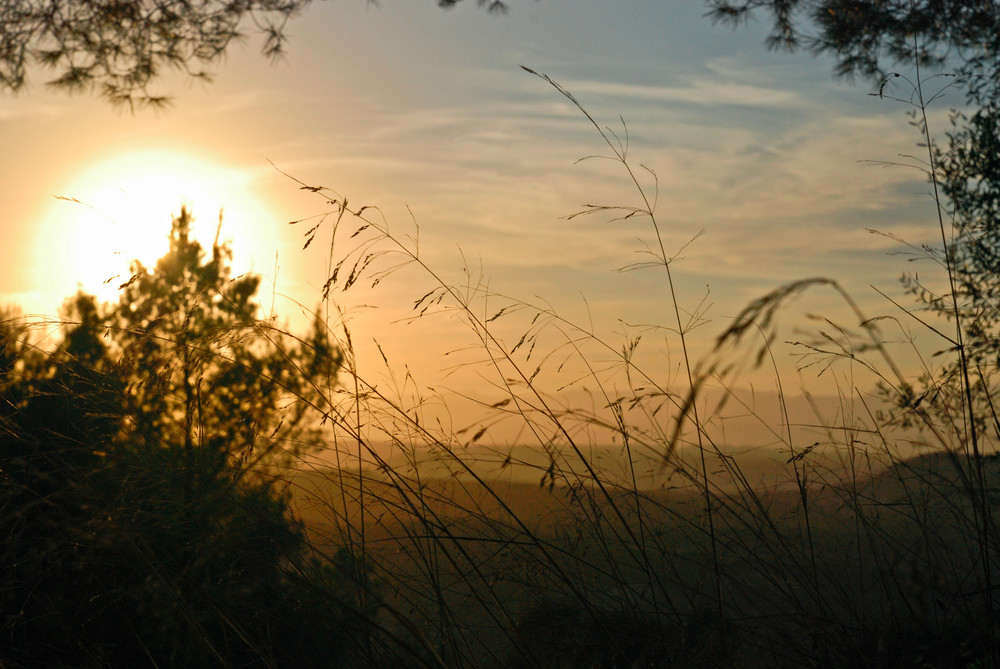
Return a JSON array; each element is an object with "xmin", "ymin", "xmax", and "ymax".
[{"xmin": 38, "ymin": 150, "xmax": 281, "ymax": 308}]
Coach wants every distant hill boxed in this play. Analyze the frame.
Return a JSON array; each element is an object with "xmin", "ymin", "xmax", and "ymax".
[
  {"xmin": 859, "ymin": 449, "xmax": 1000, "ymax": 504},
  {"xmin": 284, "ymin": 443, "xmax": 1000, "ymax": 551}
]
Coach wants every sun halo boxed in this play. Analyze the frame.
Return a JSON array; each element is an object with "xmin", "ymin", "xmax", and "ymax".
[{"xmin": 37, "ymin": 150, "xmax": 282, "ymax": 312}]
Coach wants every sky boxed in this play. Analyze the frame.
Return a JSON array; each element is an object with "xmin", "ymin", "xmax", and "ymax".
[{"xmin": 0, "ymin": 0, "xmax": 960, "ymax": 442}]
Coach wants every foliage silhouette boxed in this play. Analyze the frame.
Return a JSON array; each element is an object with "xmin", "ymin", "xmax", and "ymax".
[
  {"xmin": 935, "ymin": 99, "xmax": 1000, "ymax": 359},
  {"xmin": 0, "ymin": 212, "xmax": 360, "ymax": 667},
  {"xmin": 437, "ymin": 0, "xmax": 509, "ymax": 13},
  {"xmin": 87, "ymin": 206, "xmax": 341, "ymax": 478},
  {"xmin": 0, "ymin": 0, "xmax": 315, "ymax": 110},
  {"xmin": 0, "ymin": 0, "xmax": 517, "ymax": 110},
  {"xmin": 705, "ymin": 0, "xmax": 1000, "ymax": 83}
]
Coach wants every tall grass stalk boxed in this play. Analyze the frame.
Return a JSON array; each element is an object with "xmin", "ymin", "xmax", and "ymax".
[
  {"xmin": 519, "ymin": 66, "xmax": 727, "ymax": 646},
  {"xmin": 268, "ymin": 59, "xmax": 1000, "ymax": 665},
  {"xmin": 910, "ymin": 37, "xmax": 996, "ymax": 660}
]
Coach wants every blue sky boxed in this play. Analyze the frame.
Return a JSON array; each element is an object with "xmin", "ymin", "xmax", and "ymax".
[{"xmin": 0, "ymin": 0, "xmax": 957, "ymax": 410}]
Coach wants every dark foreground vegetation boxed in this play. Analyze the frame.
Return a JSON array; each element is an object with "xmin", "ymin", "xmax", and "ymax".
[{"xmin": 0, "ymin": 212, "xmax": 361, "ymax": 667}]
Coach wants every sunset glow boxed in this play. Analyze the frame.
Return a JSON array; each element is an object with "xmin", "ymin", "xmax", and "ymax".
[
  {"xmin": 2, "ymin": 2, "xmax": 994, "ymax": 665},
  {"xmin": 35, "ymin": 151, "xmax": 281, "ymax": 308}
]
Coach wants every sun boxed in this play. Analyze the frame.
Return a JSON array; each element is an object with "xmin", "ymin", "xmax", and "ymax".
[{"xmin": 37, "ymin": 150, "xmax": 282, "ymax": 310}]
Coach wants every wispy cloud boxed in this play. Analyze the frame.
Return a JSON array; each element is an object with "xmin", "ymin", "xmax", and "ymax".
[
  {"xmin": 556, "ymin": 76, "xmax": 806, "ymax": 109},
  {"xmin": 263, "ymin": 63, "xmax": 935, "ymax": 314}
]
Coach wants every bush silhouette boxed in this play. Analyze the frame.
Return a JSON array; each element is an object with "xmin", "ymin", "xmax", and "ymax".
[{"xmin": 0, "ymin": 212, "xmax": 358, "ymax": 668}]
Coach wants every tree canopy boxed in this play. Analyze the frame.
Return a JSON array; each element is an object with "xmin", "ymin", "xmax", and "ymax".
[
  {"xmin": 0, "ymin": 0, "xmax": 316, "ymax": 109},
  {"xmin": 0, "ymin": 209, "xmax": 361, "ymax": 667},
  {"xmin": 0, "ymin": 0, "xmax": 514, "ymax": 109},
  {"xmin": 73, "ymin": 207, "xmax": 340, "ymax": 474},
  {"xmin": 706, "ymin": 0, "xmax": 1000, "ymax": 87},
  {"xmin": 437, "ymin": 0, "xmax": 509, "ymax": 12}
]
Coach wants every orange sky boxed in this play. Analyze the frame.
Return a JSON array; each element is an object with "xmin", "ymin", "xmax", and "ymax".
[{"xmin": 0, "ymin": 1, "xmax": 961, "ymax": 445}]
